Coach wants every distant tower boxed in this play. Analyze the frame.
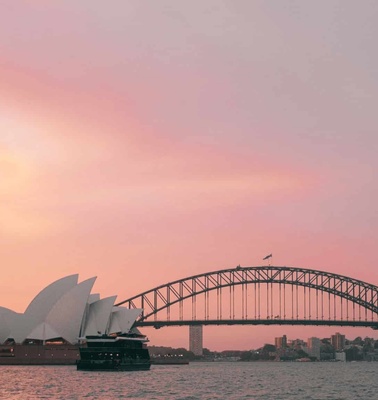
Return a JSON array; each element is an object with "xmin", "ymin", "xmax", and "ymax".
[
  {"xmin": 189, "ymin": 325, "xmax": 203, "ymax": 356},
  {"xmin": 331, "ymin": 332, "xmax": 345, "ymax": 351},
  {"xmin": 307, "ymin": 337, "xmax": 321, "ymax": 360},
  {"xmin": 274, "ymin": 334, "xmax": 287, "ymax": 349}
]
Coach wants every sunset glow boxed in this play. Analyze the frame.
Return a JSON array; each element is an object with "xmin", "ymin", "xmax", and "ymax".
[{"xmin": 1, "ymin": 1, "xmax": 378, "ymax": 350}]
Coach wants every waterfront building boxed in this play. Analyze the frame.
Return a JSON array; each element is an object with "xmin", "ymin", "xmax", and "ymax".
[
  {"xmin": 307, "ymin": 337, "xmax": 321, "ymax": 360},
  {"xmin": 335, "ymin": 351, "xmax": 346, "ymax": 362},
  {"xmin": 0, "ymin": 275, "xmax": 143, "ymax": 365},
  {"xmin": 274, "ymin": 335, "xmax": 287, "ymax": 349},
  {"xmin": 288, "ymin": 338, "xmax": 306, "ymax": 351},
  {"xmin": 189, "ymin": 325, "xmax": 203, "ymax": 356},
  {"xmin": 331, "ymin": 332, "xmax": 345, "ymax": 351}
]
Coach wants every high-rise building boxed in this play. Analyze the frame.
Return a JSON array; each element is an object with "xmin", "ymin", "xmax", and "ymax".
[
  {"xmin": 275, "ymin": 335, "xmax": 287, "ymax": 349},
  {"xmin": 307, "ymin": 337, "xmax": 321, "ymax": 360},
  {"xmin": 189, "ymin": 325, "xmax": 203, "ymax": 356},
  {"xmin": 331, "ymin": 332, "xmax": 345, "ymax": 351}
]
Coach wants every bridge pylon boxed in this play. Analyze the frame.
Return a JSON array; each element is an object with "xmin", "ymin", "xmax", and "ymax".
[{"xmin": 189, "ymin": 325, "xmax": 203, "ymax": 356}]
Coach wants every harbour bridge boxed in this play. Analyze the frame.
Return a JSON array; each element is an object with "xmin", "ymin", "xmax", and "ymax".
[{"xmin": 116, "ymin": 266, "xmax": 378, "ymax": 330}]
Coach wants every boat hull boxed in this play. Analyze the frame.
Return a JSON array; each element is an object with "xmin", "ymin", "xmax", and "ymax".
[
  {"xmin": 77, "ymin": 359, "xmax": 151, "ymax": 371},
  {"xmin": 77, "ymin": 336, "xmax": 151, "ymax": 371}
]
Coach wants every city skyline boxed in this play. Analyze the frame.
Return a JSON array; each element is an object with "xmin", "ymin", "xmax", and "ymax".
[
  {"xmin": 153, "ymin": 329, "xmax": 372, "ymax": 355},
  {"xmin": 1, "ymin": 1, "xmax": 378, "ymax": 350}
]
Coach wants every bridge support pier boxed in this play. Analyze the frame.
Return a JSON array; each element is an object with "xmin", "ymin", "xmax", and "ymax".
[{"xmin": 189, "ymin": 325, "xmax": 203, "ymax": 356}]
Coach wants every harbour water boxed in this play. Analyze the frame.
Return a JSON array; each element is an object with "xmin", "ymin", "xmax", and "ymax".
[{"xmin": 1, "ymin": 362, "xmax": 377, "ymax": 399}]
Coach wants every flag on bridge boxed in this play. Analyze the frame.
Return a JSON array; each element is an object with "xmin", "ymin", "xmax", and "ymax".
[{"xmin": 263, "ymin": 253, "xmax": 272, "ymax": 260}]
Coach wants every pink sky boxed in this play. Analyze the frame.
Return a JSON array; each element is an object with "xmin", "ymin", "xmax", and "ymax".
[{"xmin": 1, "ymin": 1, "xmax": 378, "ymax": 350}]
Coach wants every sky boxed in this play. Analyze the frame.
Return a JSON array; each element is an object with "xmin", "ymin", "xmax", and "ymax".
[{"xmin": 1, "ymin": 1, "xmax": 378, "ymax": 351}]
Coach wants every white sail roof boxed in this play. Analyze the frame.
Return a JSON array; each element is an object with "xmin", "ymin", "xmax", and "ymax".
[
  {"xmin": 82, "ymin": 295, "xmax": 117, "ymax": 336},
  {"xmin": 26, "ymin": 322, "xmax": 61, "ymax": 342},
  {"xmin": 108, "ymin": 307, "xmax": 142, "ymax": 335},
  {"xmin": 0, "ymin": 275, "xmax": 145, "ymax": 345},
  {"xmin": 107, "ymin": 313, "xmax": 122, "ymax": 334},
  {"xmin": 45, "ymin": 277, "xmax": 96, "ymax": 344},
  {"xmin": 0, "ymin": 307, "xmax": 19, "ymax": 344},
  {"xmin": 24, "ymin": 274, "xmax": 79, "ymax": 320},
  {"xmin": 8, "ymin": 275, "xmax": 79, "ymax": 344},
  {"xmin": 87, "ymin": 293, "xmax": 101, "ymax": 304}
]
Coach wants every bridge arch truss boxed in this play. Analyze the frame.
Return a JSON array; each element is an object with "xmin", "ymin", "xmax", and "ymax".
[{"xmin": 116, "ymin": 266, "xmax": 378, "ymax": 328}]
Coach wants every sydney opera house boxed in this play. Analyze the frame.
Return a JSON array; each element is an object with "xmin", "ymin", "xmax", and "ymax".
[{"xmin": 0, "ymin": 275, "xmax": 142, "ymax": 364}]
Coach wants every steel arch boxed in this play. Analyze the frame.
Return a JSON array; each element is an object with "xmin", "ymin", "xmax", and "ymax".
[{"xmin": 116, "ymin": 266, "xmax": 378, "ymax": 324}]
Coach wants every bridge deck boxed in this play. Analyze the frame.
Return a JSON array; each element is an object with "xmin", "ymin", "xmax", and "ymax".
[{"xmin": 137, "ymin": 319, "xmax": 378, "ymax": 329}]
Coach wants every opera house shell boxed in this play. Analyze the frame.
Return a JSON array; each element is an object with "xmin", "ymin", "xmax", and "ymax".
[{"xmin": 0, "ymin": 275, "xmax": 143, "ymax": 365}]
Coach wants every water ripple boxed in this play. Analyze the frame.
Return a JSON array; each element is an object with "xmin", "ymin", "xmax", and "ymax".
[{"xmin": 0, "ymin": 362, "xmax": 377, "ymax": 399}]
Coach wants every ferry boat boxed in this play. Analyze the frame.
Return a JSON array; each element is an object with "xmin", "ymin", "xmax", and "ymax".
[{"xmin": 77, "ymin": 332, "xmax": 151, "ymax": 371}]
